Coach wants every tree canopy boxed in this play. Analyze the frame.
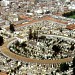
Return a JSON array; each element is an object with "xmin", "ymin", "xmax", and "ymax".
[
  {"xmin": 0, "ymin": 27, "xmax": 2, "ymax": 30},
  {"xmin": 70, "ymin": 44, "xmax": 74, "ymax": 51},
  {"xmin": 0, "ymin": 36, "xmax": 4, "ymax": 46},
  {"xmin": 60, "ymin": 63, "xmax": 69, "ymax": 72},
  {"xmin": 52, "ymin": 45, "xmax": 61, "ymax": 53},
  {"xmin": 39, "ymin": 36, "xmax": 46, "ymax": 40},
  {"xmin": 29, "ymin": 28, "xmax": 33, "ymax": 40},
  {"xmin": 10, "ymin": 23, "xmax": 15, "ymax": 33},
  {"xmin": 72, "ymin": 57, "xmax": 75, "ymax": 67},
  {"xmin": 73, "ymin": 67, "xmax": 75, "ymax": 75}
]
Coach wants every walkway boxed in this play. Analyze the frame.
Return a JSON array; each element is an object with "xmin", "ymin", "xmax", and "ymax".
[{"xmin": 1, "ymin": 37, "xmax": 73, "ymax": 64}]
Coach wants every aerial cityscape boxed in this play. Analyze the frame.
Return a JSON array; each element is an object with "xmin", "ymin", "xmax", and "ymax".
[{"xmin": 0, "ymin": 0, "xmax": 75, "ymax": 75}]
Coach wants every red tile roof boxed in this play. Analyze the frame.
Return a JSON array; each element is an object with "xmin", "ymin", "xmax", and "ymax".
[
  {"xmin": 66, "ymin": 24, "xmax": 75, "ymax": 30},
  {"xmin": 0, "ymin": 72, "xmax": 7, "ymax": 75}
]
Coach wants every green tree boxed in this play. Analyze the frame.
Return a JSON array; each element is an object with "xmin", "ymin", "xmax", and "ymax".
[
  {"xmin": 72, "ymin": 57, "xmax": 75, "ymax": 67},
  {"xmin": 15, "ymin": 41, "xmax": 19, "ymax": 47},
  {"xmin": 52, "ymin": 45, "xmax": 61, "ymax": 53},
  {"xmin": 73, "ymin": 67, "xmax": 75, "ymax": 75},
  {"xmin": 29, "ymin": 28, "xmax": 33, "ymax": 40},
  {"xmin": 33, "ymin": 30, "xmax": 38, "ymax": 40},
  {"xmin": 27, "ymin": 10, "xmax": 30, "ymax": 13},
  {"xmin": 60, "ymin": 28, "xmax": 63, "ymax": 32},
  {"xmin": 0, "ymin": 27, "xmax": 2, "ymax": 30},
  {"xmin": 21, "ymin": 41, "xmax": 27, "ymax": 48},
  {"xmin": 60, "ymin": 63, "xmax": 69, "ymax": 72},
  {"xmin": 0, "ymin": 36, "xmax": 4, "ymax": 46},
  {"xmin": 62, "ymin": 74, "xmax": 67, "ymax": 75},
  {"xmin": 10, "ymin": 23, "xmax": 15, "ymax": 33},
  {"xmin": 39, "ymin": 36, "xmax": 46, "ymax": 40},
  {"xmin": 70, "ymin": 44, "xmax": 74, "ymax": 51}
]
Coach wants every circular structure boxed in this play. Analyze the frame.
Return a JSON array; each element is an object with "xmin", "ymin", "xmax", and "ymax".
[
  {"xmin": 9, "ymin": 35, "xmax": 75, "ymax": 60},
  {"xmin": 1, "ymin": 16, "xmax": 75, "ymax": 64},
  {"xmin": 1, "ymin": 0, "xmax": 75, "ymax": 75},
  {"xmin": 1, "ymin": 15, "xmax": 75, "ymax": 65},
  {"xmin": 1, "ymin": 34, "xmax": 75, "ymax": 64}
]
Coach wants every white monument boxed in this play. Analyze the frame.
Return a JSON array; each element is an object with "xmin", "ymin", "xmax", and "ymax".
[{"xmin": 1, "ymin": 0, "xmax": 10, "ymax": 6}]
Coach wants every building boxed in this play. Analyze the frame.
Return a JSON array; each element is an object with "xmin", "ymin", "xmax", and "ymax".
[{"xmin": 0, "ymin": 0, "xmax": 10, "ymax": 6}]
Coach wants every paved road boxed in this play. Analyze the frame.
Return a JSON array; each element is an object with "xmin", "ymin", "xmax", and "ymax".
[
  {"xmin": 6, "ymin": 15, "xmax": 68, "ymax": 30},
  {"xmin": 15, "ymin": 15, "xmax": 68, "ymax": 28},
  {"xmin": 0, "ymin": 72, "xmax": 7, "ymax": 75}
]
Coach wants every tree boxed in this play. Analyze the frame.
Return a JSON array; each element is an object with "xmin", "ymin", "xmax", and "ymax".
[
  {"xmin": 60, "ymin": 63, "xmax": 69, "ymax": 72},
  {"xmin": 45, "ymin": 11, "xmax": 50, "ymax": 14},
  {"xmin": 10, "ymin": 23, "xmax": 15, "ymax": 33},
  {"xmin": 51, "ymin": 71, "xmax": 54, "ymax": 75},
  {"xmin": 0, "ymin": 27, "xmax": 2, "ymax": 30},
  {"xmin": 0, "ymin": 36, "xmax": 4, "ymax": 46},
  {"xmin": 62, "ymin": 10, "xmax": 75, "ymax": 18},
  {"xmin": 72, "ymin": 57, "xmax": 75, "ymax": 67},
  {"xmin": 29, "ymin": 28, "xmax": 33, "ymax": 40},
  {"xmin": 15, "ymin": 41, "xmax": 19, "ymax": 47},
  {"xmin": 33, "ymin": 30, "xmax": 38, "ymax": 40},
  {"xmin": 52, "ymin": 45, "xmax": 61, "ymax": 53},
  {"xmin": 73, "ymin": 67, "xmax": 75, "ymax": 75},
  {"xmin": 70, "ymin": 44, "xmax": 74, "ymax": 51},
  {"xmin": 56, "ymin": 69, "xmax": 60, "ymax": 72},
  {"xmin": 21, "ymin": 41, "xmax": 27, "ymax": 48},
  {"xmin": 39, "ymin": 36, "xmax": 46, "ymax": 40},
  {"xmin": 60, "ymin": 28, "xmax": 63, "ymax": 32},
  {"xmin": 18, "ymin": 6, "xmax": 21, "ymax": 9},
  {"xmin": 16, "ymin": 49, "xmax": 20, "ymax": 53},
  {"xmin": 62, "ymin": 74, "xmax": 67, "ymax": 75},
  {"xmin": 27, "ymin": 10, "xmax": 30, "ymax": 13}
]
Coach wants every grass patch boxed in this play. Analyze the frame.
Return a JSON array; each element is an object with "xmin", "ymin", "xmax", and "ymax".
[
  {"xmin": 68, "ymin": 15, "xmax": 75, "ymax": 19},
  {"xmin": 62, "ymin": 10, "xmax": 75, "ymax": 19}
]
